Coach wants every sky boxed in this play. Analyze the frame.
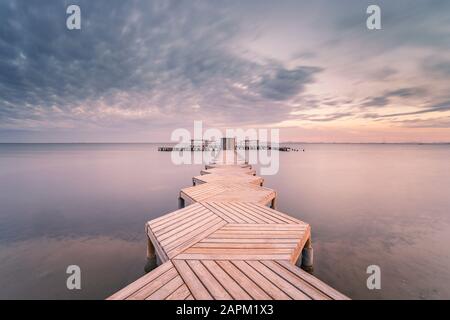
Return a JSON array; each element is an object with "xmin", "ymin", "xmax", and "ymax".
[{"xmin": 0, "ymin": 0, "xmax": 449, "ymax": 143}]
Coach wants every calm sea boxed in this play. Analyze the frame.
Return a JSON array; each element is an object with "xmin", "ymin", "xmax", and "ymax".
[{"xmin": 0, "ymin": 143, "xmax": 449, "ymax": 299}]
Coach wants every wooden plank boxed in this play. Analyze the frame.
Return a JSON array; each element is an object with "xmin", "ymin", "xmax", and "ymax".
[
  {"xmin": 165, "ymin": 284, "xmax": 191, "ymax": 300},
  {"xmin": 205, "ymin": 202, "xmax": 248, "ymax": 223},
  {"xmin": 186, "ymin": 260, "xmax": 233, "ymax": 300},
  {"xmin": 157, "ymin": 210, "xmax": 215, "ymax": 242},
  {"xmin": 172, "ymin": 260, "xmax": 212, "ymax": 300},
  {"xmin": 200, "ymin": 238, "xmax": 300, "ymax": 244},
  {"xmin": 174, "ymin": 253, "xmax": 291, "ymax": 260},
  {"xmin": 216, "ymin": 260, "xmax": 272, "ymax": 300},
  {"xmin": 193, "ymin": 174, "xmax": 263, "ymax": 186},
  {"xmin": 192, "ymin": 242, "xmax": 297, "ymax": 249},
  {"xmin": 221, "ymin": 224, "xmax": 308, "ymax": 230},
  {"xmin": 218, "ymin": 202, "xmax": 267, "ymax": 224},
  {"xmin": 166, "ymin": 219, "xmax": 227, "ymax": 257},
  {"xmin": 245, "ymin": 202, "xmax": 303, "ymax": 224},
  {"xmin": 146, "ymin": 225, "xmax": 169, "ymax": 263},
  {"xmin": 231, "ymin": 202, "xmax": 284, "ymax": 224},
  {"xmin": 261, "ymin": 260, "xmax": 329, "ymax": 300},
  {"xmin": 107, "ymin": 261, "xmax": 173, "ymax": 300},
  {"xmin": 202, "ymin": 260, "xmax": 252, "ymax": 300},
  {"xmin": 207, "ymin": 233, "xmax": 303, "ymax": 239},
  {"xmin": 150, "ymin": 203, "xmax": 203, "ymax": 228},
  {"xmin": 208, "ymin": 189, "xmax": 275, "ymax": 205},
  {"xmin": 128, "ymin": 266, "xmax": 179, "ymax": 300},
  {"xmin": 214, "ymin": 202, "xmax": 258, "ymax": 223},
  {"xmin": 290, "ymin": 226, "xmax": 311, "ymax": 264},
  {"xmin": 183, "ymin": 248, "xmax": 293, "ymax": 255},
  {"xmin": 152, "ymin": 207, "xmax": 210, "ymax": 234},
  {"xmin": 145, "ymin": 275, "xmax": 185, "ymax": 300},
  {"xmin": 201, "ymin": 202, "xmax": 240, "ymax": 223},
  {"xmin": 201, "ymin": 167, "xmax": 256, "ymax": 176},
  {"xmin": 226, "ymin": 202, "xmax": 276, "ymax": 224},
  {"xmin": 275, "ymin": 260, "xmax": 350, "ymax": 300},
  {"xmin": 211, "ymin": 230, "xmax": 307, "ymax": 236},
  {"xmin": 161, "ymin": 214, "xmax": 220, "ymax": 247},
  {"xmin": 246, "ymin": 260, "xmax": 311, "ymax": 300},
  {"xmin": 231, "ymin": 261, "xmax": 291, "ymax": 300}
]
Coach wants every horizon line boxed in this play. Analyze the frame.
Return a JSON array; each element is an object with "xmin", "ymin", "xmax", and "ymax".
[{"xmin": 1, "ymin": 141, "xmax": 449, "ymax": 145}]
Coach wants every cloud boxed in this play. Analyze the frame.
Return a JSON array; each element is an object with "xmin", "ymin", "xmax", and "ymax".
[
  {"xmin": 423, "ymin": 58, "xmax": 450, "ymax": 78},
  {"xmin": 0, "ymin": 0, "xmax": 449, "ymax": 141},
  {"xmin": 369, "ymin": 67, "xmax": 398, "ymax": 81},
  {"xmin": 393, "ymin": 116, "xmax": 450, "ymax": 128},
  {"xmin": 361, "ymin": 87, "xmax": 427, "ymax": 108},
  {"xmin": 0, "ymin": 0, "xmax": 327, "ymax": 133},
  {"xmin": 297, "ymin": 112, "xmax": 353, "ymax": 122},
  {"xmin": 255, "ymin": 66, "xmax": 322, "ymax": 101},
  {"xmin": 363, "ymin": 99, "xmax": 450, "ymax": 119}
]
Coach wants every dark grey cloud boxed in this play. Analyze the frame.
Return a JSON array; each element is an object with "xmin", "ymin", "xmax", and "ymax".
[
  {"xmin": 0, "ymin": 0, "xmax": 325, "ymax": 133},
  {"xmin": 395, "ymin": 117, "xmax": 450, "ymax": 129},
  {"xmin": 297, "ymin": 112, "xmax": 353, "ymax": 122},
  {"xmin": 255, "ymin": 66, "xmax": 322, "ymax": 101},
  {"xmin": 331, "ymin": 0, "xmax": 450, "ymax": 51},
  {"xmin": 423, "ymin": 58, "xmax": 450, "ymax": 78},
  {"xmin": 0, "ymin": 0, "xmax": 449, "ymax": 141},
  {"xmin": 361, "ymin": 87, "xmax": 427, "ymax": 108},
  {"xmin": 363, "ymin": 99, "xmax": 450, "ymax": 119}
]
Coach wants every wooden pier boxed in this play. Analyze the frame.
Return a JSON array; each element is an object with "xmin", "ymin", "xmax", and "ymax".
[
  {"xmin": 108, "ymin": 152, "xmax": 349, "ymax": 300},
  {"xmin": 192, "ymin": 173, "xmax": 264, "ymax": 187}
]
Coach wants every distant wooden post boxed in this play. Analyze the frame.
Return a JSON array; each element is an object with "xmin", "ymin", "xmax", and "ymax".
[{"xmin": 244, "ymin": 139, "xmax": 249, "ymax": 150}]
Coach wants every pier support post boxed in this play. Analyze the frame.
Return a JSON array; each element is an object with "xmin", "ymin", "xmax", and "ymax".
[
  {"xmin": 271, "ymin": 197, "xmax": 277, "ymax": 210},
  {"xmin": 178, "ymin": 197, "xmax": 185, "ymax": 209},
  {"xmin": 300, "ymin": 237, "xmax": 314, "ymax": 273},
  {"xmin": 144, "ymin": 235, "xmax": 157, "ymax": 273}
]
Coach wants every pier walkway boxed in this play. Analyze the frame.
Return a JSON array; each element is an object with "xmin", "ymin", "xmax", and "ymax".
[{"xmin": 108, "ymin": 152, "xmax": 349, "ymax": 300}]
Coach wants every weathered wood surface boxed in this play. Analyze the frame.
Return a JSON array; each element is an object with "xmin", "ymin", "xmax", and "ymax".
[
  {"xmin": 108, "ymin": 259, "xmax": 349, "ymax": 300},
  {"xmin": 108, "ymin": 156, "xmax": 349, "ymax": 300},
  {"xmin": 201, "ymin": 166, "xmax": 257, "ymax": 176},
  {"xmin": 193, "ymin": 173, "xmax": 263, "ymax": 186},
  {"xmin": 180, "ymin": 184, "xmax": 276, "ymax": 207},
  {"xmin": 146, "ymin": 202, "xmax": 308, "ymax": 262},
  {"xmin": 207, "ymin": 150, "xmax": 249, "ymax": 168}
]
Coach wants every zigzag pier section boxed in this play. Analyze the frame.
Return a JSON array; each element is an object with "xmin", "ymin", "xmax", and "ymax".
[{"xmin": 108, "ymin": 150, "xmax": 349, "ymax": 300}]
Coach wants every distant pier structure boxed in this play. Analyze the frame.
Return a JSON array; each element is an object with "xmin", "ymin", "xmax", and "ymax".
[
  {"xmin": 158, "ymin": 137, "xmax": 298, "ymax": 152},
  {"xmin": 221, "ymin": 137, "xmax": 236, "ymax": 150}
]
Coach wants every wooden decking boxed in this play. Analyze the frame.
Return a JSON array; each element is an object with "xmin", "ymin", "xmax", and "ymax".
[
  {"xmin": 179, "ymin": 184, "xmax": 277, "ymax": 208},
  {"xmin": 193, "ymin": 173, "xmax": 264, "ymax": 186},
  {"xmin": 108, "ymin": 154, "xmax": 349, "ymax": 300},
  {"xmin": 145, "ymin": 202, "xmax": 309, "ymax": 263},
  {"xmin": 108, "ymin": 259, "xmax": 348, "ymax": 300},
  {"xmin": 200, "ymin": 166, "xmax": 257, "ymax": 176}
]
